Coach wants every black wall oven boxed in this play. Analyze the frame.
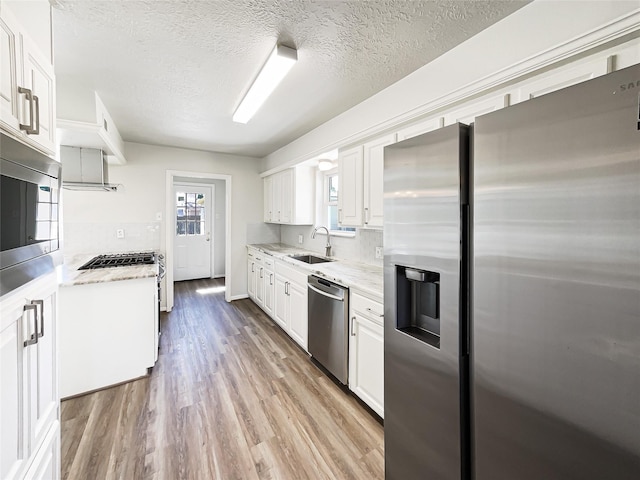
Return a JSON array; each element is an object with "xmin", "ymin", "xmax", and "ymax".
[{"xmin": 0, "ymin": 133, "xmax": 61, "ymax": 296}]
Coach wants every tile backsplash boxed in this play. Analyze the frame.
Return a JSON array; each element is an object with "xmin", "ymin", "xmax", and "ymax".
[
  {"xmin": 280, "ymin": 225, "xmax": 383, "ymax": 266},
  {"xmin": 63, "ymin": 222, "xmax": 161, "ymax": 255}
]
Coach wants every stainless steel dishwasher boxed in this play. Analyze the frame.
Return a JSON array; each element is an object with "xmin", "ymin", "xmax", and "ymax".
[{"xmin": 308, "ymin": 275, "xmax": 349, "ymax": 385}]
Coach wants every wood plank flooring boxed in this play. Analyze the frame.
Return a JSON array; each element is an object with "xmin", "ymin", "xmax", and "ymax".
[{"xmin": 61, "ymin": 278, "xmax": 384, "ymax": 479}]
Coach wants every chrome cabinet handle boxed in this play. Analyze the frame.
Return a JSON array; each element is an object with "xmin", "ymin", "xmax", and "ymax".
[
  {"xmin": 364, "ymin": 207, "xmax": 369, "ymax": 224},
  {"xmin": 285, "ymin": 281, "xmax": 289, "ymax": 295},
  {"xmin": 18, "ymin": 87, "xmax": 37, "ymax": 134},
  {"xmin": 31, "ymin": 299, "xmax": 44, "ymax": 337},
  {"xmin": 365, "ymin": 307, "xmax": 384, "ymax": 318},
  {"xmin": 260, "ymin": 268, "xmax": 263, "ymax": 279},
  {"xmin": 23, "ymin": 304, "xmax": 38, "ymax": 347},
  {"xmin": 270, "ymin": 273, "xmax": 273, "ymax": 285},
  {"xmin": 251, "ymin": 263, "xmax": 255, "ymax": 272},
  {"xmin": 32, "ymin": 94, "xmax": 40, "ymax": 135},
  {"xmin": 351, "ymin": 316, "xmax": 356, "ymax": 336}
]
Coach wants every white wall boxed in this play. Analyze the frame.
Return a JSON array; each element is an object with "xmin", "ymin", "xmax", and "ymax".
[
  {"xmin": 262, "ymin": 0, "xmax": 640, "ymax": 172},
  {"xmin": 62, "ymin": 141, "xmax": 262, "ymax": 300}
]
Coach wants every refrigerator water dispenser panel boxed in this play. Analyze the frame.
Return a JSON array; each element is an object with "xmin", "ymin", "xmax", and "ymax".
[{"xmin": 396, "ymin": 265, "xmax": 440, "ymax": 348}]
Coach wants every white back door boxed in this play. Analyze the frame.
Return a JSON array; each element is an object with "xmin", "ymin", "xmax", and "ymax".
[{"xmin": 173, "ymin": 185, "xmax": 212, "ymax": 281}]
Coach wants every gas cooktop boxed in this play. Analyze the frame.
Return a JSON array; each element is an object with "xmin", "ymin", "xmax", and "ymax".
[{"xmin": 78, "ymin": 252, "xmax": 156, "ymax": 270}]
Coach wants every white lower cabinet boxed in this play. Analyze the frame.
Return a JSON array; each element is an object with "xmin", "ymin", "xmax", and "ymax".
[
  {"xmin": 247, "ymin": 250, "xmax": 257, "ymax": 300},
  {"xmin": 348, "ymin": 291, "xmax": 384, "ymax": 418},
  {"xmin": 0, "ymin": 272, "xmax": 59, "ymax": 480},
  {"xmin": 263, "ymin": 258, "xmax": 275, "ymax": 318},
  {"xmin": 274, "ymin": 260, "xmax": 308, "ymax": 351}
]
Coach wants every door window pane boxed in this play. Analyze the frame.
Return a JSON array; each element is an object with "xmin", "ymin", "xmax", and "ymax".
[{"xmin": 176, "ymin": 191, "xmax": 206, "ymax": 236}]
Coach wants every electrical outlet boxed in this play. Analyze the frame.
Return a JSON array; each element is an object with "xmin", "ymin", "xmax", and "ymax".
[
  {"xmin": 116, "ymin": 229, "xmax": 125, "ymax": 239},
  {"xmin": 298, "ymin": 234, "xmax": 304, "ymax": 244},
  {"xmin": 375, "ymin": 246, "xmax": 383, "ymax": 259}
]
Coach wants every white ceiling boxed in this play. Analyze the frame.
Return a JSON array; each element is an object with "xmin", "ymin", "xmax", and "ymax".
[{"xmin": 52, "ymin": 0, "xmax": 529, "ymax": 158}]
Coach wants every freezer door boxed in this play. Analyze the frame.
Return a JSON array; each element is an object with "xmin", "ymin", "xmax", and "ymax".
[
  {"xmin": 474, "ymin": 64, "xmax": 640, "ymax": 480},
  {"xmin": 384, "ymin": 124, "xmax": 470, "ymax": 480}
]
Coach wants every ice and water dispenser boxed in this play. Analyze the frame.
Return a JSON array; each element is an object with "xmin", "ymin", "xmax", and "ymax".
[{"xmin": 396, "ymin": 265, "xmax": 441, "ymax": 349}]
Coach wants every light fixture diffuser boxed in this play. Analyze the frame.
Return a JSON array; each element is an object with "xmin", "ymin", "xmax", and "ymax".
[
  {"xmin": 233, "ymin": 44, "xmax": 297, "ymax": 124},
  {"xmin": 317, "ymin": 159, "xmax": 334, "ymax": 171}
]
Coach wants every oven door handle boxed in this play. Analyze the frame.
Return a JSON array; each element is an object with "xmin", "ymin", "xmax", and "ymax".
[{"xmin": 308, "ymin": 283, "xmax": 343, "ymax": 302}]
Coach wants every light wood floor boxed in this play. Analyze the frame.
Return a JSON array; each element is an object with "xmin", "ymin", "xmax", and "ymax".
[{"xmin": 61, "ymin": 278, "xmax": 384, "ymax": 480}]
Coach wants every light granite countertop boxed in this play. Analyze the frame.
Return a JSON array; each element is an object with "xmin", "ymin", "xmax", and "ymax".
[
  {"xmin": 59, "ymin": 254, "xmax": 158, "ymax": 287},
  {"xmin": 248, "ymin": 243, "xmax": 383, "ymax": 301}
]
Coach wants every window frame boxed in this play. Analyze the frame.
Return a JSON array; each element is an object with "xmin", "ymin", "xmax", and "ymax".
[{"xmin": 322, "ymin": 169, "xmax": 355, "ymax": 237}]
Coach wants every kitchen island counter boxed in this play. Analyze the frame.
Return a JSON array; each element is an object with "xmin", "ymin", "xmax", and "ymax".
[{"xmin": 59, "ymin": 254, "xmax": 158, "ymax": 287}]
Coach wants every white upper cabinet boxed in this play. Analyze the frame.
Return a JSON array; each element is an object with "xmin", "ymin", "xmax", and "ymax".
[
  {"xmin": 263, "ymin": 166, "xmax": 314, "ymax": 225},
  {"xmin": 396, "ymin": 116, "xmax": 443, "ymax": 141},
  {"xmin": 338, "ymin": 133, "xmax": 396, "ymax": 228},
  {"xmin": 444, "ymin": 93, "xmax": 510, "ymax": 126},
  {"xmin": 263, "ymin": 175, "xmax": 273, "ymax": 222},
  {"xmin": 0, "ymin": 4, "xmax": 55, "ymax": 156},
  {"xmin": 363, "ymin": 133, "xmax": 396, "ymax": 228},
  {"xmin": 338, "ymin": 145, "xmax": 364, "ymax": 227},
  {"xmin": 514, "ymin": 56, "xmax": 609, "ymax": 104}
]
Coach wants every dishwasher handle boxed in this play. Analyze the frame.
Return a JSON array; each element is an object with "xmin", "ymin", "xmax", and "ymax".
[{"xmin": 308, "ymin": 283, "xmax": 344, "ymax": 302}]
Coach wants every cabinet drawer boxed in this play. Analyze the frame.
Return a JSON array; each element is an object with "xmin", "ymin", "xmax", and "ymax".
[
  {"xmin": 263, "ymin": 256, "xmax": 274, "ymax": 269},
  {"xmin": 275, "ymin": 260, "xmax": 308, "ymax": 286},
  {"xmin": 351, "ymin": 292, "xmax": 384, "ymax": 325}
]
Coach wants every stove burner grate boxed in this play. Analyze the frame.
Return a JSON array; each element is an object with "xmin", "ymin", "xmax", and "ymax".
[{"xmin": 78, "ymin": 252, "xmax": 156, "ymax": 270}]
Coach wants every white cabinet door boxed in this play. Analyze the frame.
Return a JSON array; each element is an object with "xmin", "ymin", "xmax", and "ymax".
[
  {"xmin": 444, "ymin": 93, "xmax": 509, "ymax": 126},
  {"xmin": 338, "ymin": 145, "xmax": 364, "ymax": 227},
  {"xmin": 396, "ymin": 116, "xmax": 443, "ymax": 141},
  {"xmin": 0, "ymin": 306, "xmax": 28, "ymax": 480},
  {"xmin": 256, "ymin": 265, "xmax": 265, "ymax": 306},
  {"xmin": 515, "ymin": 56, "xmax": 608, "ymax": 103},
  {"xmin": 263, "ymin": 267, "xmax": 274, "ymax": 318},
  {"xmin": 287, "ymin": 281, "xmax": 308, "ymax": 351},
  {"xmin": 273, "ymin": 276, "xmax": 288, "ymax": 330},
  {"xmin": 271, "ymin": 173, "xmax": 282, "ymax": 223},
  {"xmin": 263, "ymin": 176, "xmax": 273, "ymax": 222},
  {"xmin": 247, "ymin": 258, "xmax": 256, "ymax": 299},
  {"xmin": 0, "ymin": 13, "xmax": 20, "ymax": 133},
  {"xmin": 20, "ymin": 34, "xmax": 55, "ymax": 154},
  {"xmin": 363, "ymin": 133, "xmax": 396, "ymax": 228},
  {"xmin": 26, "ymin": 292, "xmax": 57, "ymax": 457},
  {"xmin": 0, "ymin": 273, "xmax": 59, "ymax": 480},
  {"xmin": 0, "ymin": 7, "xmax": 56, "ymax": 156},
  {"xmin": 279, "ymin": 169, "xmax": 293, "ymax": 224},
  {"xmin": 24, "ymin": 422, "xmax": 59, "ymax": 480},
  {"xmin": 349, "ymin": 313, "xmax": 384, "ymax": 418}
]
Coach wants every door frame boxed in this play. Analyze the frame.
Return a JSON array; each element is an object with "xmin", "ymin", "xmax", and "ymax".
[
  {"xmin": 166, "ymin": 170, "xmax": 232, "ymax": 309},
  {"xmin": 172, "ymin": 182, "xmax": 214, "ymax": 281}
]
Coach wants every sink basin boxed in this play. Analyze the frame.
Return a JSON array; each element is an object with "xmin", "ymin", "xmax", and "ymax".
[{"xmin": 291, "ymin": 254, "xmax": 334, "ymax": 264}]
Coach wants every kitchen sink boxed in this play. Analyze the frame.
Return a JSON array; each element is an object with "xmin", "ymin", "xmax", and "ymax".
[{"xmin": 291, "ymin": 254, "xmax": 334, "ymax": 264}]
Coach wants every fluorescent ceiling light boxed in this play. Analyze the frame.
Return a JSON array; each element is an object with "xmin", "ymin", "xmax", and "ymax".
[{"xmin": 233, "ymin": 44, "xmax": 297, "ymax": 124}]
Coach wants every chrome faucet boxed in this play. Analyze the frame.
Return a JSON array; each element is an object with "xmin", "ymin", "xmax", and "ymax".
[{"xmin": 312, "ymin": 226, "xmax": 332, "ymax": 257}]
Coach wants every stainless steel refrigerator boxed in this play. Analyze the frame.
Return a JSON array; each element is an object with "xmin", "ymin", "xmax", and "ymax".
[
  {"xmin": 473, "ymin": 64, "xmax": 640, "ymax": 479},
  {"xmin": 384, "ymin": 123, "xmax": 472, "ymax": 480},
  {"xmin": 384, "ymin": 63, "xmax": 640, "ymax": 480}
]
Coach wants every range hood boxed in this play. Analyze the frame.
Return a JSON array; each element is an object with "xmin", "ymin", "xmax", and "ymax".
[{"xmin": 60, "ymin": 146, "xmax": 119, "ymax": 191}]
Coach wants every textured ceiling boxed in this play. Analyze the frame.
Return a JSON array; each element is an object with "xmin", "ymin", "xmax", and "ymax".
[{"xmin": 52, "ymin": 0, "xmax": 529, "ymax": 158}]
